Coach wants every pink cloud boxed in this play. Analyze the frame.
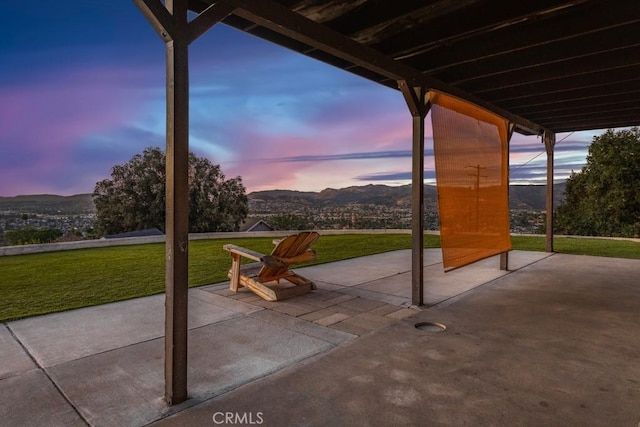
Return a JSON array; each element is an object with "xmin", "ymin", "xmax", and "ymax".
[
  {"xmin": 220, "ymin": 104, "xmax": 419, "ymax": 192},
  {"xmin": 0, "ymin": 65, "xmax": 154, "ymax": 195}
]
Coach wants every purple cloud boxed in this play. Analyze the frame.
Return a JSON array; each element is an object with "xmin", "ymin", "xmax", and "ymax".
[
  {"xmin": 0, "ymin": 65, "xmax": 154, "ymax": 195},
  {"xmin": 0, "ymin": 3, "xmax": 599, "ymax": 197}
]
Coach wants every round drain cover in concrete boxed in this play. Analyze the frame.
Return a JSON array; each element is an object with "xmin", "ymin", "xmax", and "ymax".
[{"xmin": 415, "ymin": 322, "xmax": 446, "ymax": 332}]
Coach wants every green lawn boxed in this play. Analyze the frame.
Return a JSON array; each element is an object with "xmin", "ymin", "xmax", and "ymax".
[
  {"xmin": 0, "ymin": 233, "xmax": 637, "ymax": 322},
  {"xmin": 510, "ymin": 235, "xmax": 640, "ymax": 258}
]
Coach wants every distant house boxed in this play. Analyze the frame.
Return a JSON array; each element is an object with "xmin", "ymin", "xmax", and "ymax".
[
  {"xmin": 103, "ymin": 228, "xmax": 164, "ymax": 239},
  {"xmin": 239, "ymin": 218, "xmax": 273, "ymax": 232}
]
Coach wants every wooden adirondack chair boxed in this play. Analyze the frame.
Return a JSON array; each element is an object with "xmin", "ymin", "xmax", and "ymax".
[{"xmin": 223, "ymin": 232, "xmax": 320, "ymax": 301}]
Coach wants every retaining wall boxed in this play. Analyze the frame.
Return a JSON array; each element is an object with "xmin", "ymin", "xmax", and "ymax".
[
  {"xmin": 2, "ymin": 230, "xmax": 635, "ymax": 257},
  {"xmin": 0, "ymin": 229, "xmax": 420, "ymax": 257}
]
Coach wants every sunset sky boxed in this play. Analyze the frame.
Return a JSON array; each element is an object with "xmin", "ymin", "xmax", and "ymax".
[{"xmin": 1, "ymin": 2, "xmax": 604, "ymax": 197}]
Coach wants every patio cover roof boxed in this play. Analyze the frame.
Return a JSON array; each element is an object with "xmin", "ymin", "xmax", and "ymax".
[
  {"xmin": 188, "ymin": 0, "xmax": 640, "ymax": 135},
  {"xmin": 135, "ymin": 0, "xmax": 640, "ymax": 405}
]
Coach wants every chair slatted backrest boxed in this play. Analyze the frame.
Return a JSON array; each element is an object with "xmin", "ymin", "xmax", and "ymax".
[{"xmin": 258, "ymin": 232, "xmax": 320, "ymax": 281}]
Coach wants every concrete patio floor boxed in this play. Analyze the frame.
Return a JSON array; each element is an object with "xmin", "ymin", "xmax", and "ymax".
[{"xmin": 1, "ymin": 249, "xmax": 639, "ymax": 426}]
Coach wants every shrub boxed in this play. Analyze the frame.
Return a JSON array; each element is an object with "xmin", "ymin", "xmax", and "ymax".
[{"xmin": 4, "ymin": 227, "xmax": 63, "ymax": 245}]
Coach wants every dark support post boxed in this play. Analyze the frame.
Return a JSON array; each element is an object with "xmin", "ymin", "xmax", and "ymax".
[
  {"xmin": 500, "ymin": 123, "xmax": 515, "ymax": 271},
  {"xmin": 544, "ymin": 131, "xmax": 556, "ymax": 253},
  {"xmin": 399, "ymin": 81, "xmax": 430, "ymax": 307},
  {"xmin": 133, "ymin": 0, "xmax": 234, "ymax": 405},
  {"xmin": 499, "ymin": 246, "xmax": 509, "ymax": 270},
  {"xmin": 164, "ymin": 0, "xmax": 190, "ymax": 405},
  {"xmin": 410, "ymin": 113, "xmax": 425, "ymax": 306}
]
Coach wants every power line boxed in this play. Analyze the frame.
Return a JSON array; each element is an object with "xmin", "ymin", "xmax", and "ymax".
[{"xmin": 510, "ymin": 131, "xmax": 575, "ymax": 174}]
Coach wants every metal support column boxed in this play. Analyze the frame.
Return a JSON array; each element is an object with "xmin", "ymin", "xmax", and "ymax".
[
  {"xmin": 399, "ymin": 81, "xmax": 430, "ymax": 307},
  {"xmin": 133, "ymin": 0, "xmax": 235, "ymax": 405},
  {"xmin": 500, "ymin": 123, "xmax": 515, "ymax": 271},
  {"xmin": 544, "ymin": 131, "xmax": 556, "ymax": 253}
]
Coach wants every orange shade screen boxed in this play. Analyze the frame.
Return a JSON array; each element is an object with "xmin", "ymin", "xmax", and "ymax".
[{"xmin": 430, "ymin": 92, "xmax": 511, "ymax": 269}]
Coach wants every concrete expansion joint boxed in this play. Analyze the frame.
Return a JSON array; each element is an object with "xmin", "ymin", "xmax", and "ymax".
[
  {"xmin": 356, "ymin": 271, "xmax": 411, "ymax": 287},
  {"xmin": 4, "ymin": 323, "xmax": 90, "ymax": 425},
  {"xmin": 5, "ymin": 324, "xmax": 40, "ymax": 370},
  {"xmin": 510, "ymin": 251, "xmax": 555, "ymax": 271}
]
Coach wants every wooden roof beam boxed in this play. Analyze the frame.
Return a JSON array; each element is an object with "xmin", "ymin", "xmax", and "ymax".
[
  {"xmin": 454, "ymin": 46, "xmax": 640, "ymax": 90},
  {"xmin": 417, "ymin": 20, "xmax": 640, "ymax": 77},
  {"xmin": 379, "ymin": 0, "xmax": 591, "ymax": 60}
]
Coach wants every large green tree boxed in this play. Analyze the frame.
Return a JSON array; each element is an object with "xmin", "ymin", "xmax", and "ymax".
[
  {"xmin": 556, "ymin": 128, "xmax": 640, "ymax": 237},
  {"xmin": 93, "ymin": 147, "xmax": 248, "ymax": 236}
]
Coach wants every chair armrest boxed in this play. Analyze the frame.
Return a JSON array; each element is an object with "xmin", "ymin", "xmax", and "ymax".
[{"xmin": 223, "ymin": 244, "xmax": 265, "ymax": 262}]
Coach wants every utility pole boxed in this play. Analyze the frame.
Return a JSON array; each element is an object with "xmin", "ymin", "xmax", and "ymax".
[{"xmin": 466, "ymin": 164, "xmax": 487, "ymax": 231}]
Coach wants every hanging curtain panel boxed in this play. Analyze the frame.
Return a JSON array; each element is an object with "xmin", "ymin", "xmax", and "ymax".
[{"xmin": 429, "ymin": 91, "xmax": 511, "ymax": 270}]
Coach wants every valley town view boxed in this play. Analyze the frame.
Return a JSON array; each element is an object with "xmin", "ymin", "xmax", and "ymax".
[{"xmin": 0, "ymin": 183, "xmax": 559, "ymax": 246}]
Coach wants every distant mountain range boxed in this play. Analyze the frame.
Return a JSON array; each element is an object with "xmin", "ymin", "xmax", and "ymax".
[
  {"xmin": 0, "ymin": 183, "xmax": 565, "ymax": 214},
  {"xmin": 249, "ymin": 185, "xmax": 422, "ymax": 208},
  {"xmin": 509, "ymin": 183, "xmax": 566, "ymax": 210},
  {"xmin": 249, "ymin": 183, "xmax": 565, "ymax": 211},
  {"xmin": 0, "ymin": 194, "xmax": 95, "ymax": 214}
]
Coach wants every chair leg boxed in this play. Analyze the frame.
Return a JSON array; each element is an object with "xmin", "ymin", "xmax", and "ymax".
[{"xmin": 229, "ymin": 253, "xmax": 241, "ymax": 292}]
